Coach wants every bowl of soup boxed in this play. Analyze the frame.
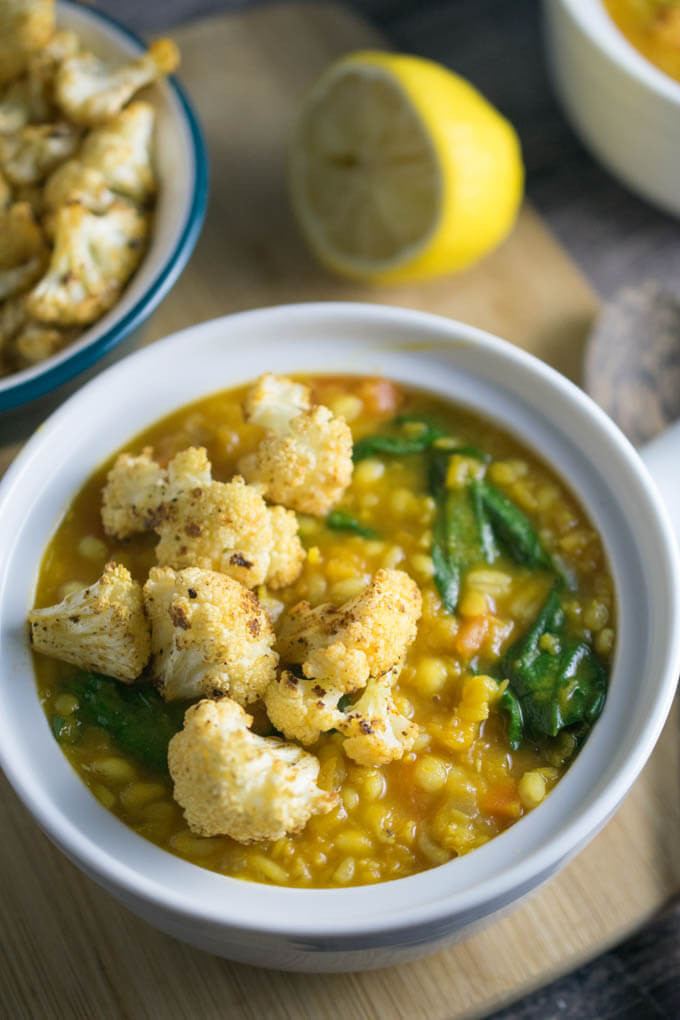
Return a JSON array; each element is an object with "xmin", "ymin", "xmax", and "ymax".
[
  {"xmin": 545, "ymin": 0, "xmax": 680, "ymax": 216},
  {"xmin": 0, "ymin": 302, "xmax": 678, "ymax": 971}
]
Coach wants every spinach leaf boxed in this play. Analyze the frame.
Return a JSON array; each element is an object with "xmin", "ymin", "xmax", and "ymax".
[
  {"xmin": 353, "ymin": 416, "xmax": 445, "ymax": 461},
  {"xmin": 63, "ymin": 671, "xmax": 186, "ymax": 773},
  {"xmin": 432, "ymin": 487, "xmax": 494, "ymax": 613},
  {"xmin": 475, "ymin": 479, "xmax": 552, "ymax": 569},
  {"xmin": 326, "ymin": 509, "xmax": 378, "ymax": 538},
  {"xmin": 500, "ymin": 589, "xmax": 608, "ymax": 746}
]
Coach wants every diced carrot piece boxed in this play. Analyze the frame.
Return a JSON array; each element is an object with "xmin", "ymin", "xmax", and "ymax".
[{"xmin": 455, "ymin": 616, "xmax": 489, "ymax": 657}]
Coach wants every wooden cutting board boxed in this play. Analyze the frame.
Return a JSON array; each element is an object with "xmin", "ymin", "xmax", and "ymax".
[{"xmin": 2, "ymin": 5, "xmax": 679, "ymax": 1018}]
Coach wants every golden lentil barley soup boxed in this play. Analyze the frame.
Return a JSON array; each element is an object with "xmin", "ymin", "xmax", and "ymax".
[{"xmin": 31, "ymin": 375, "xmax": 615, "ymax": 888}]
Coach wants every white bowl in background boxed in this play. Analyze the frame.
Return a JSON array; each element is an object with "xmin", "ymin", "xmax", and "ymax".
[
  {"xmin": 0, "ymin": 303, "xmax": 678, "ymax": 972},
  {"xmin": 545, "ymin": 0, "xmax": 680, "ymax": 217},
  {"xmin": 0, "ymin": 0, "xmax": 208, "ymax": 413}
]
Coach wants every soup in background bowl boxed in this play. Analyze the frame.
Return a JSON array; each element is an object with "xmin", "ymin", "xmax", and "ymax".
[{"xmin": 0, "ymin": 303, "xmax": 677, "ymax": 971}]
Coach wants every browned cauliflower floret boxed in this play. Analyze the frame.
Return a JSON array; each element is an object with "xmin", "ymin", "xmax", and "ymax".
[
  {"xmin": 101, "ymin": 445, "xmax": 304, "ymax": 589},
  {"xmin": 101, "ymin": 446, "xmax": 168, "ymax": 539},
  {"xmin": 155, "ymin": 474, "xmax": 274, "ymax": 589},
  {"xmin": 243, "ymin": 372, "xmax": 311, "ymax": 430},
  {"xmin": 27, "ymin": 561, "xmax": 150, "ymax": 682},
  {"xmin": 0, "ymin": 201, "xmax": 47, "ymax": 300},
  {"xmin": 239, "ymin": 373, "xmax": 353, "ymax": 515},
  {"xmin": 338, "ymin": 668, "xmax": 418, "ymax": 766},
  {"xmin": 143, "ymin": 566, "xmax": 277, "ymax": 706},
  {"xmin": 25, "ymin": 27, "xmax": 80, "ymax": 113},
  {"xmin": 79, "ymin": 101, "xmax": 155, "ymax": 203},
  {"xmin": 0, "ymin": 78, "xmax": 35, "ymax": 134},
  {"xmin": 55, "ymin": 37, "xmax": 179, "ymax": 126},
  {"xmin": 277, "ymin": 568, "xmax": 422, "ymax": 688},
  {"xmin": 25, "ymin": 200, "xmax": 147, "ymax": 325},
  {"xmin": 0, "ymin": 0, "xmax": 54, "ymax": 87},
  {"xmin": 11, "ymin": 319, "xmax": 76, "ymax": 365},
  {"xmin": 43, "ymin": 159, "xmax": 116, "ymax": 215},
  {"xmin": 46, "ymin": 102, "xmax": 155, "ymax": 214},
  {"xmin": 0, "ymin": 169, "xmax": 10, "ymax": 209},
  {"xmin": 266, "ymin": 504, "xmax": 306, "ymax": 589},
  {"xmin": 264, "ymin": 669, "xmax": 345, "ymax": 746},
  {"xmin": 168, "ymin": 697, "xmax": 338, "ymax": 841},
  {"xmin": 0, "ymin": 121, "xmax": 80, "ymax": 185}
]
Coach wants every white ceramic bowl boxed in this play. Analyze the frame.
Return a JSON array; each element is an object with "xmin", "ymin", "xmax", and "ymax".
[
  {"xmin": 0, "ymin": 0, "xmax": 208, "ymax": 412},
  {"xmin": 545, "ymin": 0, "xmax": 680, "ymax": 216},
  {"xmin": 0, "ymin": 303, "xmax": 679, "ymax": 972}
]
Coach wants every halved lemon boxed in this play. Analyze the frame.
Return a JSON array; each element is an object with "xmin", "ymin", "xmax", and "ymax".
[{"xmin": 288, "ymin": 51, "xmax": 524, "ymax": 284}]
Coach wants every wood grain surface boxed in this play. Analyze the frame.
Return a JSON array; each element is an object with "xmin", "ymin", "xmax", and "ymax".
[{"xmin": 1, "ymin": 5, "xmax": 679, "ymax": 1019}]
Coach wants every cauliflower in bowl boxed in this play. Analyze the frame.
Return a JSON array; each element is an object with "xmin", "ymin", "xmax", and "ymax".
[
  {"xmin": 0, "ymin": 0, "xmax": 179, "ymax": 378},
  {"xmin": 28, "ymin": 372, "xmax": 615, "ymax": 889}
]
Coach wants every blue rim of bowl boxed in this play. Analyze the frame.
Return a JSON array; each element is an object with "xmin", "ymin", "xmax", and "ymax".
[{"xmin": 0, "ymin": 1, "xmax": 209, "ymax": 413}]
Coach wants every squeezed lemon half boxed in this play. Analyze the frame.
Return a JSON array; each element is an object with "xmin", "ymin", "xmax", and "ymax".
[{"xmin": 288, "ymin": 51, "xmax": 524, "ymax": 283}]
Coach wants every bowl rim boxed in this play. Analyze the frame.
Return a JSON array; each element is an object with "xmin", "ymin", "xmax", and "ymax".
[
  {"xmin": 1, "ymin": 301, "xmax": 680, "ymax": 940},
  {"xmin": 557, "ymin": 0, "xmax": 680, "ymax": 104},
  {"xmin": 0, "ymin": 0, "xmax": 209, "ymax": 413}
]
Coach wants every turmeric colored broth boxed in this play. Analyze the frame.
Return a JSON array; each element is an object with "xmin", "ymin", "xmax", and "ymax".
[
  {"xmin": 33, "ymin": 376, "xmax": 616, "ymax": 888},
  {"xmin": 604, "ymin": 0, "xmax": 680, "ymax": 82}
]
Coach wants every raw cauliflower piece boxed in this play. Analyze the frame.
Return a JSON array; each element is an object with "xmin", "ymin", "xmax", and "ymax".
[
  {"xmin": 101, "ymin": 446, "xmax": 166, "ymax": 539},
  {"xmin": 25, "ymin": 200, "xmax": 147, "ymax": 325},
  {"xmin": 143, "ymin": 566, "xmax": 277, "ymax": 706},
  {"xmin": 168, "ymin": 697, "xmax": 337, "ymax": 841},
  {"xmin": 338, "ymin": 668, "xmax": 418, "ymax": 766},
  {"xmin": 239, "ymin": 373, "xmax": 353, "ymax": 515},
  {"xmin": 55, "ymin": 37, "xmax": 179, "ymax": 126},
  {"xmin": 0, "ymin": 201, "xmax": 47, "ymax": 300},
  {"xmin": 266, "ymin": 504, "xmax": 305, "ymax": 589},
  {"xmin": 277, "ymin": 568, "xmax": 422, "ymax": 689},
  {"xmin": 28, "ymin": 561, "xmax": 150, "ymax": 682},
  {"xmin": 264, "ymin": 669, "xmax": 345, "ymax": 746},
  {"xmin": 0, "ymin": 0, "xmax": 54, "ymax": 87},
  {"xmin": 0, "ymin": 121, "xmax": 80, "ymax": 186}
]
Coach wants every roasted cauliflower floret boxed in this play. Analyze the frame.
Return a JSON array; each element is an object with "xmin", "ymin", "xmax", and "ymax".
[
  {"xmin": 11, "ymin": 319, "xmax": 76, "ymax": 366},
  {"xmin": 168, "ymin": 697, "xmax": 337, "ymax": 841},
  {"xmin": 78, "ymin": 101, "xmax": 155, "ymax": 203},
  {"xmin": 243, "ymin": 372, "xmax": 311, "ymax": 431},
  {"xmin": 101, "ymin": 446, "xmax": 166, "ymax": 539},
  {"xmin": 25, "ymin": 200, "xmax": 147, "ymax": 325},
  {"xmin": 0, "ymin": 169, "xmax": 10, "ymax": 209},
  {"xmin": 264, "ymin": 669, "xmax": 345, "ymax": 745},
  {"xmin": 28, "ymin": 561, "xmax": 150, "ymax": 682},
  {"xmin": 0, "ymin": 78, "xmax": 35, "ymax": 135},
  {"xmin": 55, "ymin": 37, "xmax": 179, "ymax": 126},
  {"xmin": 0, "ymin": 201, "xmax": 47, "ymax": 300},
  {"xmin": 239, "ymin": 373, "xmax": 353, "ymax": 515},
  {"xmin": 143, "ymin": 566, "xmax": 277, "ymax": 706},
  {"xmin": 266, "ymin": 504, "xmax": 306, "ymax": 589},
  {"xmin": 155, "ymin": 473, "xmax": 274, "ymax": 588},
  {"xmin": 44, "ymin": 159, "xmax": 115, "ymax": 215},
  {"xmin": 0, "ymin": 121, "xmax": 80, "ymax": 185},
  {"xmin": 0, "ymin": 0, "xmax": 54, "ymax": 87},
  {"xmin": 277, "ymin": 568, "xmax": 422, "ymax": 688},
  {"xmin": 338, "ymin": 669, "xmax": 418, "ymax": 766},
  {"xmin": 101, "ymin": 445, "xmax": 304, "ymax": 589}
]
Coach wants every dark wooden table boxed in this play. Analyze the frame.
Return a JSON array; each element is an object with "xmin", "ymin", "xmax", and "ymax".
[{"xmin": 98, "ymin": 1, "xmax": 680, "ymax": 1016}]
